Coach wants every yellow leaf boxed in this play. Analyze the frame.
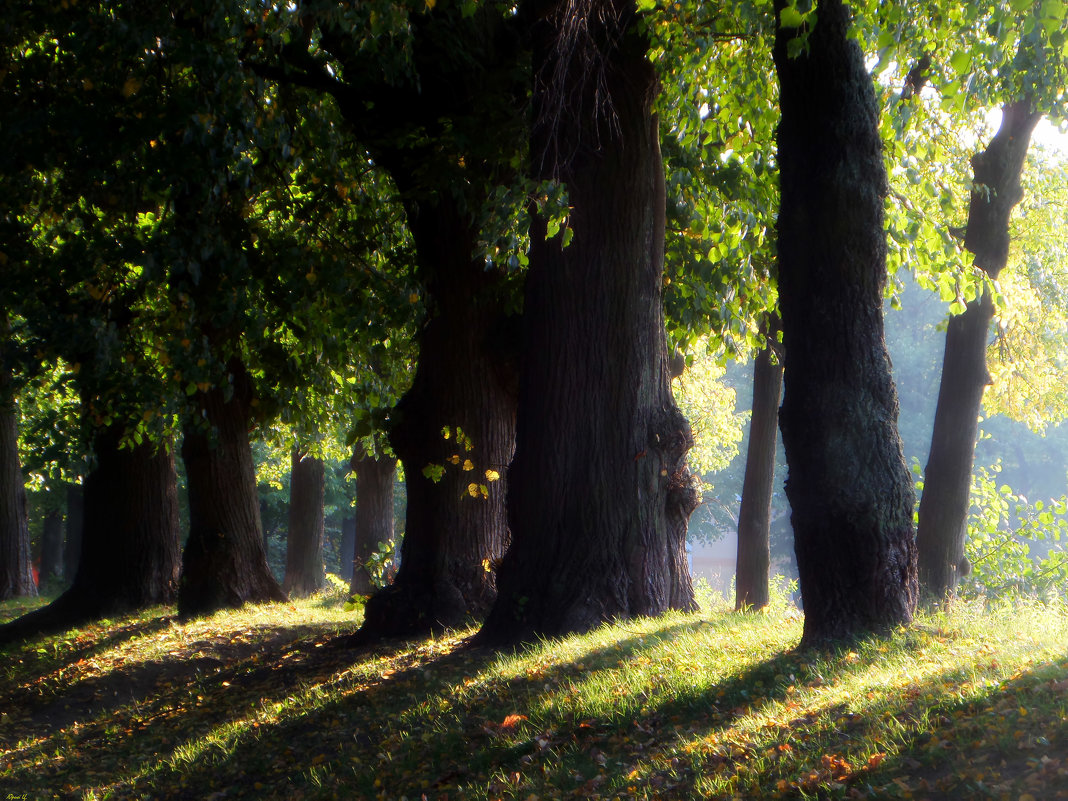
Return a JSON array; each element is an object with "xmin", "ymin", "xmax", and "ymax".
[
  {"xmin": 462, "ymin": 459, "xmax": 474, "ymax": 471},
  {"xmin": 467, "ymin": 483, "xmax": 479, "ymax": 498},
  {"xmin": 485, "ymin": 469, "xmax": 500, "ymax": 481},
  {"xmin": 449, "ymin": 454, "xmax": 460, "ymax": 465},
  {"xmin": 426, "ymin": 0, "xmax": 436, "ymax": 7},
  {"xmin": 122, "ymin": 77, "xmax": 142, "ymax": 97},
  {"xmin": 409, "ymin": 292, "xmax": 420, "ymax": 304}
]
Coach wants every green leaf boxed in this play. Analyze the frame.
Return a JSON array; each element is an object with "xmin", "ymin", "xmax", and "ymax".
[
  {"xmin": 779, "ymin": 7, "xmax": 804, "ymax": 28},
  {"xmin": 949, "ymin": 50, "xmax": 972, "ymax": 75}
]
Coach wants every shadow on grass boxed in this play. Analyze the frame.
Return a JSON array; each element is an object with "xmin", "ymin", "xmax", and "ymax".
[{"xmin": 4, "ymin": 613, "xmax": 1067, "ymax": 801}]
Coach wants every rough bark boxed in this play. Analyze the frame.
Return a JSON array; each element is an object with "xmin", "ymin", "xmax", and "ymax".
[
  {"xmin": 63, "ymin": 482, "xmax": 83, "ymax": 583},
  {"xmin": 38, "ymin": 507, "xmax": 64, "ymax": 585},
  {"xmin": 346, "ymin": 179, "xmax": 517, "ymax": 643},
  {"xmin": 735, "ymin": 336, "xmax": 783, "ymax": 612},
  {"xmin": 476, "ymin": 0, "xmax": 696, "ymax": 647},
  {"xmin": 773, "ymin": 0, "xmax": 917, "ymax": 646},
  {"xmin": 178, "ymin": 362, "xmax": 286, "ymax": 618},
  {"xmin": 349, "ymin": 451, "xmax": 396, "ymax": 597},
  {"xmin": 0, "ymin": 423, "xmax": 181, "ymax": 644},
  {"xmin": 916, "ymin": 101, "xmax": 1041, "ymax": 601},
  {"xmin": 0, "ymin": 395, "xmax": 35, "ymax": 600},
  {"xmin": 282, "ymin": 449, "xmax": 327, "ymax": 598}
]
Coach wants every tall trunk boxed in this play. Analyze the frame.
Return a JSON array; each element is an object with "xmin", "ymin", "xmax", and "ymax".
[
  {"xmin": 282, "ymin": 449, "xmax": 326, "ymax": 598},
  {"xmin": 38, "ymin": 507, "xmax": 64, "ymax": 585},
  {"xmin": 178, "ymin": 362, "xmax": 286, "ymax": 618},
  {"xmin": 477, "ymin": 0, "xmax": 695, "ymax": 647},
  {"xmin": 349, "ymin": 451, "xmax": 396, "ymax": 596},
  {"xmin": 352, "ymin": 190, "xmax": 517, "ymax": 642},
  {"xmin": 63, "ymin": 482, "xmax": 83, "ymax": 584},
  {"xmin": 0, "ymin": 421, "xmax": 181, "ymax": 644},
  {"xmin": 339, "ymin": 514, "xmax": 356, "ymax": 583},
  {"xmin": 917, "ymin": 101, "xmax": 1040, "ymax": 601},
  {"xmin": 735, "ymin": 335, "xmax": 783, "ymax": 612},
  {"xmin": 774, "ymin": 0, "xmax": 917, "ymax": 646},
  {"xmin": 0, "ymin": 394, "xmax": 35, "ymax": 600}
]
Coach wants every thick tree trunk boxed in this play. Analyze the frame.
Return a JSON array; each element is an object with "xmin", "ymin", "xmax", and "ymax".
[
  {"xmin": 63, "ymin": 482, "xmax": 83, "ymax": 583},
  {"xmin": 39, "ymin": 507, "xmax": 64, "ymax": 585},
  {"xmin": 0, "ymin": 422, "xmax": 181, "ymax": 644},
  {"xmin": 735, "ymin": 337, "xmax": 783, "ymax": 612},
  {"xmin": 0, "ymin": 398, "xmax": 35, "ymax": 600},
  {"xmin": 477, "ymin": 1, "xmax": 696, "ymax": 647},
  {"xmin": 350, "ymin": 189, "xmax": 517, "ymax": 643},
  {"xmin": 349, "ymin": 451, "xmax": 396, "ymax": 596},
  {"xmin": 282, "ymin": 449, "xmax": 327, "ymax": 598},
  {"xmin": 773, "ymin": 0, "xmax": 917, "ymax": 646},
  {"xmin": 917, "ymin": 101, "xmax": 1040, "ymax": 601},
  {"xmin": 178, "ymin": 362, "xmax": 286, "ymax": 618}
]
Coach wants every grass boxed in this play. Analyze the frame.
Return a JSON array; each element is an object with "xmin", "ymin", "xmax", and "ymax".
[{"xmin": 1, "ymin": 583, "xmax": 1067, "ymax": 800}]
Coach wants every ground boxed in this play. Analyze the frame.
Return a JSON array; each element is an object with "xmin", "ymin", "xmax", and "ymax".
[{"xmin": 1, "ymin": 586, "xmax": 1067, "ymax": 799}]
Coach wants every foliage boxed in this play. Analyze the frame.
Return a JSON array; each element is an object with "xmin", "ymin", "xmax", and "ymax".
[
  {"xmin": 671, "ymin": 343, "xmax": 749, "ymax": 479},
  {"xmin": 2, "ymin": 595, "xmax": 1068, "ymax": 798},
  {"xmin": 959, "ymin": 460, "xmax": 1068, "ymax": 599}
]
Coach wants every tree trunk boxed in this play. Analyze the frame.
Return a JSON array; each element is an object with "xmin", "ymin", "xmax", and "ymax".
[
  {"xmin": 64, "ymin": 482, "xmax": 83, "ymax": 584},
  {"xmin": 0, "ymin": 422, "xmax": 181, "ymax": 644},
  {"xmin": 339, "ymin": 514, "xmax": 356, "ymax": 583},
  {"xmin": 282, "ymin": 449, "xmax": 326, "ymax": 598},
  {"xmin": 773, "ymin": 0, "xmax": 917, "ymax": 646},
  {"xmin": 349, "ymin": 451, "xmax": 396, "ymax": 596},
  {"xmin": 39, "ymin": 507, "xmax": 64, "ymax": 585},
  {"xmin": 178, "ymin": 362, "xmax": 286, "ymax": 618},
  {"xmin": 350, "ymin": 189, "xmax": 517, "ymax": 643},
  {"xmin": 0, "ymin": 395, "xmax": 35, "ymax": 600},
  {"xmin": 735, "ymin": 336, "xmax": 783, "ymax": 612},
  {"xmin": 916, "ymin": 101, "xmax": 1041, "ymax": 601},
  {"xmin": 476, "ymin": 0, "xmax": 696, "ymax": 647}
]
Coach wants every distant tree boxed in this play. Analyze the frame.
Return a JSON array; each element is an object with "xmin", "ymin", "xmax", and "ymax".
[
  {"xmin": 735, "ymin": 319, "xmax": 782, "ymax": 612},
  {"xmin": 0, "ymin": 354, "xmax": 35, "ymax": 600},
  {"xmin": 349, "ymin": 449, "xmax": 396, "ymax": 596},
  {"xmin": 282, "ymin": 449, "xmax": 327, "ymax": 598},
  {"xmin": 916, "ymin": 101, "xmax": 1041, "ymax": 601},
  {"xmin": 773, "ymin": 0, "xmax": 917, "ymax": 645}
]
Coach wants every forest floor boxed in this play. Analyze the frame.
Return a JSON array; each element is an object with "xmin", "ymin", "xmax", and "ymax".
[{"xmin": 1, "ymin": 583, "xmax": 1066, "ymax": 800}]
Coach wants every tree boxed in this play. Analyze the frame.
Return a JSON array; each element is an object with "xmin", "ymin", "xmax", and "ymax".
[
  {"xmin": 258, "ymin": 3, "xmax": 533, "ymax": 641},
  {"xmin": 773, "ymin": 0, "xmax": 917, "ymax": 645},
  {"xmin": 477, "ymin": 0, "xmax": 697, "ymax": 646},
  {"xmin": 735, "ymin": 321, "xmax": 783, "ymax": 611},
  {"xmin": 349, "ymin": 449, "xmax": 396, "ymax": 596},
  {"xmin": 282, "ymin": 448, "xmax": 327, "ymax": 597},
  {"xmin": 916, "ymin": 101, "xmax": 1042, "ymax": 600},
  {"xmin": 0, "ymin": 357, "xmax": 35, "ymax": 600}
]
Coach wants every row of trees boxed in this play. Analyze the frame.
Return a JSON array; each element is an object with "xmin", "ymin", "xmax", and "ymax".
[{"xmin": 2, "ymin": 0, "xmax": 1065, "ymax": 648}]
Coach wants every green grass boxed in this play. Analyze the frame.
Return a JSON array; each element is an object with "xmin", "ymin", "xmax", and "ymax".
[{"xmin": 2, "ymin": 585, "xmax": 1067, "ymax": 800}]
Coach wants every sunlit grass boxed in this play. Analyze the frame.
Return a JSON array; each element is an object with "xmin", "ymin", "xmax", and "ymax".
[{"xmin": 2, "ymin": 585, "xmax": 1067, "ymax": 799}]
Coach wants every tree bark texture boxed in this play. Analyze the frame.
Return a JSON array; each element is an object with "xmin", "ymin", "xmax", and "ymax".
[
  {"xmin": 916, "ymin": 101, "xmax": 1041, "ymax": 601},
  {"xmin": 282, "ymin": 449, "xmax": 327, "ymax": 598},
  {"xmin": 773, "ymin": 0, "xmax": 917, "ymax": 646},
  {"xmin": 477, "ymin": 0, "xmax": 697, "ymax": 647},
  {"xmin": 0, "ymin": 422, "xmax": 181, "ymax": 644},
  {"xmin": 39, "ymin": 508, "xmax": 64, "ymax": 585},
  {"xmin": 735, "ymin": 338, "xmax": 783, "ymax": 612},
  {"xmin": 355, "ymin": 193, "xmax": 517, "ymax": 641},
  {"xmin": 0, "ymin": 397, "xmax": 35, "ymax": 600},
  {"xmin": 349, "ymin": 451, "xmax": 396, "ymax": 596},
  {"xmin": 178, "ymin": 362, "xmax": 286, "ymax": 618}
]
